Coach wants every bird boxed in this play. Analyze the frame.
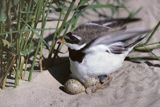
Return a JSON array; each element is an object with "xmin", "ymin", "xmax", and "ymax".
[{"xmin": 63, "ymin": 18, "xmax": 150, "ymax": 88}]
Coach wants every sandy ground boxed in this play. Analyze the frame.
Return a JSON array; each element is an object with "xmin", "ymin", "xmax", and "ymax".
[
  {"xmin": 1, "ymin": 0, "xmax": 160, "ymax": 107},
  {"xmin": 1, "ymin": 61, "xmax": 160, "ymax": 107}
]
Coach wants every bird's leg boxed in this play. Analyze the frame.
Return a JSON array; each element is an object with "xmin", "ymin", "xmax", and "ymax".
[
  {"xmin": 98, "ymin": 75, "xmax": 108, "ymax": 84},
  {"xmin": 98, "ymin": 75, "xmax": 113, "ymax": 89}
]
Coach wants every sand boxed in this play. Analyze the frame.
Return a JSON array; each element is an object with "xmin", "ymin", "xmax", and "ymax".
[
  {"xmin": 1, "ymin": 61, "xmax": 160, "ymax": 107},
  {"xmin": 1, "ymin": 0, "xmax": 160, "ymax": 107}
]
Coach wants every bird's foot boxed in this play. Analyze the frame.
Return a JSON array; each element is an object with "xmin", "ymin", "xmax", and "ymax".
[
  {"xmin": 98, "ymin": 75, "xmax": 108, "ymax": 84},
  {"xmin": 99, "ymin": 75, "xmax": 113, "ymax": 87}
]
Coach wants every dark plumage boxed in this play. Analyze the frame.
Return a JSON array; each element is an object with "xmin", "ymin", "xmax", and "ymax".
[
  {"xmin": 68, "ymin": 48, "xmax": 85, "ymax": 63},
  {"xmin": 72, "ymin": 18, "xmax": 141, "ymax": 44}
]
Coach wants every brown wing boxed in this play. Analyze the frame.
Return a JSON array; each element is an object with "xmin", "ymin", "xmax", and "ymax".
[
  {"xmin": 72, "ymin": 18, "xmax": 141, "ymax": 44},
  {"xmin": 81, "ymin": 29, "xmax": 151, "ymax": 53}
]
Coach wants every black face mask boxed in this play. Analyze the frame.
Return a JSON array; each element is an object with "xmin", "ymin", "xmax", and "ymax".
[{"xmin": 64, "ymin": 32, "xmax": 80, "ymax": 44}]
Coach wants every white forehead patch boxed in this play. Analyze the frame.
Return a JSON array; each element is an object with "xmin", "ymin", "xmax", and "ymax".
[
  {"xmin": 72, "ymin": 34, "xmax": 82, "ymax": 40},
  {"xmin": 66, "ymin": 43, "xmax": 86, "ymax": 50}
]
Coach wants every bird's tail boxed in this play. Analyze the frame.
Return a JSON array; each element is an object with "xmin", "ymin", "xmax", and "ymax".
[{"xmin": 125, "ymin": 30, "xmax": 150, "ymax": 52}]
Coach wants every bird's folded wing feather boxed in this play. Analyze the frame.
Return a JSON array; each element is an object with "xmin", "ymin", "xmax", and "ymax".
[
  {"xmin": 73, "ymin": 18, "xmax": 141, "ymax": 43},
  {"xmin": 82, "ymin": 30, "xmax": 150, "ymax": 54}
]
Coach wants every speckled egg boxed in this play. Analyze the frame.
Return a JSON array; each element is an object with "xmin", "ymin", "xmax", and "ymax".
[
  {"xmin": 64, "ymin": 79, "xmax": 85, "ymax": 95},
  {"xmin": 84, "ymin": 77, "xmax": 100, "ymax": 87}
]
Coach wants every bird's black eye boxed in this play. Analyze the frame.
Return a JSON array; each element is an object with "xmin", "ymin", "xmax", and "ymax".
[{"xmin": 64, "ymin": 32, "xmax": 80, "ymax": 44}]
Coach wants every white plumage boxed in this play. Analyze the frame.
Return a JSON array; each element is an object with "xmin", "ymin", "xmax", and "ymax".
[
  {"xmin": 69, "ymin": 45, "xmax": 127, "ymax": 83},
  {"xmin": 64, "ymin": 18, "xmax": 150, "ymax": 86}
]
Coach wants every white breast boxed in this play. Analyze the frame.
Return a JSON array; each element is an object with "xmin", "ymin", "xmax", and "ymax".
[{"xmin": 69, "ymin": 45, "xmax": 128, "ymax": 83}]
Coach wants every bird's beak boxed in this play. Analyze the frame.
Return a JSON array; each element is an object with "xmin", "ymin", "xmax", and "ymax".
[{"xmin": 57, "ymin": 36, "xmax": 65, "ymax": 44}]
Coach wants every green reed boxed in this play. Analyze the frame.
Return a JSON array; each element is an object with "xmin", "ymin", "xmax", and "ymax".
[{"xmin": 0, "ymin": 0, "xmax": 52, "ymax": 87}]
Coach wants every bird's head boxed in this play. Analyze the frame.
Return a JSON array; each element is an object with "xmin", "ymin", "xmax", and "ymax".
[{"xmin": 64, "ymin": 32, "xmax": 86, "ymax": 50}]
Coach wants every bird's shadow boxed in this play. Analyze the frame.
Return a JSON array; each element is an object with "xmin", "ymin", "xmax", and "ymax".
[{"xmin": 47, "ymin": 57, "xmax": 71, "ymax": 85}]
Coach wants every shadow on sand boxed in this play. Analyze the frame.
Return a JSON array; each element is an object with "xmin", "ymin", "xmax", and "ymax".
[{"xmin": 47, "ymin": 57, "xmax": 71, "ymax": 85}]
